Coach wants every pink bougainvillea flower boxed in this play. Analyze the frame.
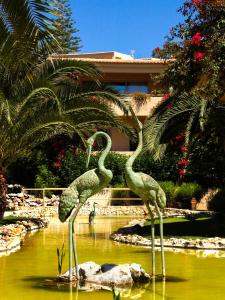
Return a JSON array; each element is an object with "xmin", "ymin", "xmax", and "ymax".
[
  {"xmin": 167, "ymin": 103, "xmax": 173, "ymax": 109},
  {"xmin": 191, "ymin": 0, "xmax": 203, "ymax": 5},
  {"xmin": 162, "ymin": 93, "xmax": 170, "ymax": 101},
  {"xmin": 175, "ymin": 135, "xmax": 182, "ymax": 141},
  {"xmin": 178, "ymin": 159, "xmax": 189, "ymax": 166},
  {"xmin": 191, "ymin": 32, "xmax": 202, "ymax": 46},
  {"xmin": 179, "ymin": 169, "xmax": 186, "ymax": 175},
  {"xmin": 54, "ymin": 159, "xmax": 62, "ymax": 169},
  {"xmin": 181, "ymin": 145, "xmax": 188, "ymax": 152},
  {"xmin": 194, "ymin": 52, "xmax": 205, "ymax": 63},
  {"xmin": 58, "ymin": 149, "xmax": 65, "ymax": 158},
  {"xmin": 175, "ymin": 134, "xmax": 182, "ymax": 141}
]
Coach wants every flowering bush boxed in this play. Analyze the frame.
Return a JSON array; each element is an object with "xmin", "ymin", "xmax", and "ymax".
[
  {"xmin": 194, "ymin": 52, "xmax": 205, "ymax": 64},
  {"xmin": 145, "ymin": 0, "xmax": 225, "ymax": 183},
  {"xmin": 191, "ymin": 32, "xmax": 202, "ymax": 46},
  {"xmin": 152, "ymin": 0, "xmax": 225, "ymax": 97}
]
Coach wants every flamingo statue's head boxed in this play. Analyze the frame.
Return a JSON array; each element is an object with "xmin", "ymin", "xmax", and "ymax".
[{"xmin": 157, "ymin": 189, "xmax": 167, "ymax": 209}]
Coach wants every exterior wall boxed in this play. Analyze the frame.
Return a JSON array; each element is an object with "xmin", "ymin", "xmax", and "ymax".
[
  {"xmin": 56, "ymin": 52, "xmax": 169, "ymax": 152},
  {"xmin": 110, "ymin": 128, "xmax": 130, "ymax": 151}
]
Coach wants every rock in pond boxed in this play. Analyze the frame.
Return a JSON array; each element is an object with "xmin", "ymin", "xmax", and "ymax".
[{"xmin": 59, "ymin": 261, "xmax": 150, "ymax": 287}]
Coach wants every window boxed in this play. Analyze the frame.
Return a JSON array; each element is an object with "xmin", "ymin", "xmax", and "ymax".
[{"xmin": 109, "ymin": 82, "xmax": 149, "ymax": 94}]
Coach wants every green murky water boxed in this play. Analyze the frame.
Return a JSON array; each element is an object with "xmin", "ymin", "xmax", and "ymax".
[{"xmin": 0, "ymin": 217, "xmax": 225, "ymax": 300}]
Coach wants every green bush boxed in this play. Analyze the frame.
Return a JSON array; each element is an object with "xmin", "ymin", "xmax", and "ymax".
[
  {"xmin": 174, "ymin": 183, "xmax": 203, "ymax": 209},
  {"xmin": 208, "ymin": 189, "xmax": 225, "ymax": 212},
  {"xmin": 105, "ymin": 152, "xmax": 127, "ymax": 185},
  {"xmin": 35, "ymin": 165, "xmax": 59, "ymax": 197},
  {"xmin": 158, "ymin": 181, "xmax": 176, "ymax": 207}
]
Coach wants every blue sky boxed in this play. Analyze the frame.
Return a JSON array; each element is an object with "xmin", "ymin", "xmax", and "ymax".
[{"xmin": 71, "ymin": 0, "xmax": 184, "ymax": 58}]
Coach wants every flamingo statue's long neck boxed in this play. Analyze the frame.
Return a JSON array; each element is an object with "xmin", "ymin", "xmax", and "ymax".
[
  {"xmin": 125, "ymin": 128, "xmax": 142, "ymax": 172},
  {"xmin": 93, "ymin": 132, "xmax": 111, "ymax": 174}
]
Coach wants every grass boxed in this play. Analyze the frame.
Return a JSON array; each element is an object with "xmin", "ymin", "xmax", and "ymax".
[
  {"xmin": 147, "ymin": 216, "xmax": 225, "ymax": 238},
  {"xmin": 118, "ymin": 216, "xmax": 225, "ymax": 238}
]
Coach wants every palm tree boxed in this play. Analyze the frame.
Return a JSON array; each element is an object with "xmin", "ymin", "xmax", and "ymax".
[
  {"xmin": 143, "ymin": 92, "xmax": 225, "ymax": 160},
  {"xmin": 0, "ymin": 0, "xmax": 130, "ymax": 219}
]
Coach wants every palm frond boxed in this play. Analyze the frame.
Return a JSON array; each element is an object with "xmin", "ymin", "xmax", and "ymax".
[{"xmin": 144, "ymin": 93, "xmax": 201, "ymax": 159}]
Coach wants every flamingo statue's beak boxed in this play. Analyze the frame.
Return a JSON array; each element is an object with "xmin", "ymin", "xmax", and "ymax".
[{"xmin": 86, "ymin": 145, "xmax": 92, "ymax": 169}]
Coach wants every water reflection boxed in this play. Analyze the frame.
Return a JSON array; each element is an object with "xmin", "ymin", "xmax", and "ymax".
[
  {"xmin": 2, "ymin": 217, "xmax": 225, "ymax": 300},
  {"xmin": 88, "ymin": 223, "xmax": 96, "ymax": 241},
  {"xmin": 23, "ymin": 274, "xmax": 187, "ymax": 300}
]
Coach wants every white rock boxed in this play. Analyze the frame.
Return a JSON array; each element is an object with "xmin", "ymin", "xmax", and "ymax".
[{"xmin": 60, "ymin": 262, "xmax": 150, "ymax": 286}]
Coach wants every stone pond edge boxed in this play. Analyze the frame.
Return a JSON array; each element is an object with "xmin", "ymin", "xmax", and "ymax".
[{"xmin": 0, "ymin": 218, "xmax": 48, "ymax": 256}]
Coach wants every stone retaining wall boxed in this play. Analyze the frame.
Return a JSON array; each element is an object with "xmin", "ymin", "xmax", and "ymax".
[{"xmin": 0, "ymin": 219, "xmax": 48, "ymax": 256}]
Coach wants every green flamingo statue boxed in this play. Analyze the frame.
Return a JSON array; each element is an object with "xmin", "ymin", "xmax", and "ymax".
[
  {"xmin": 58, "ymin": 131, "xmax": 113, "ymax": 281},
  {"xmin": 89, "ymin": 202, "xmax": 97, "ymax": 224},
  {"xmin": 125, "ymin": 107, "xmax": 166, "ymax": 278}
]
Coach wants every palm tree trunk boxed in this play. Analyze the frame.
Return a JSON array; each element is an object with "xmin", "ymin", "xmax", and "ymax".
[{"xmin": 0, "ymin": 168, "xmax": 7, "ymax": 220}]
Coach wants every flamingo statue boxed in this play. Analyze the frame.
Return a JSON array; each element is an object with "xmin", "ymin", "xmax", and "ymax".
[
  {"xmin": 125, "ymin": 106, "xmax": 166, "ymax": 277},
  {"xmin": 58, "ymin": 131, "xmax": 113, "ymax": 281}
]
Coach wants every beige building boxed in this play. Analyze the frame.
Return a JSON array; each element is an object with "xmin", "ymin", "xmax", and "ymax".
[{"xmin": 57, "ymin": 51, "xmax": 170, "ymax": 152}]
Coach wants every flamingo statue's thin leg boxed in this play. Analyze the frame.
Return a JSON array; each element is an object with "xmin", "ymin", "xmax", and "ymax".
[
  {"xmin": 153, "ymin": 198, "xmax": 165, "ymax": 277},
  {"xmin": 69, "ymin": 203, "xmax": 83, "ymax": 281},
  {"xmin": 72, "ymin": 218, "xmax": 79, "ymax": 279},
  {"xmin": 68, "ymin": 219, "xmax": 73, "ymax": 281},
  {"xmin": 146, "ymin": 203, "xmax": 155, "ymax": 277}
]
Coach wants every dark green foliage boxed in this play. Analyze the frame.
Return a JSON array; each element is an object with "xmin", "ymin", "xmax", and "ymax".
[
  {"xmin": 8, "ymin": 149, "xmax": 179, "ymax": 189},
  {"xmin": 174, "ymin": 183, "xmax": 203, "ymax": 209},
  {"xmin": 133, "ymin": 152, "xmax": 178, "ymax": 182},
  {"xmin": 59, "ymin": 151, "xmax": 127, "ymax": 187},
  {"xmin": 188, "ymin": 126, "xmax": 225, "ymax": 188},
  {"xmin": 57, "ymin": 243, "xmax": 65, "ymax": 275},
  {"xmin": 35, "ymin": 165, "xmax": 59, "ymax": 190},
  {"xmin": 105, "ymin": 153, "xmax": 127, "ymax": 185},
  {"xmin": 158, "ymin": 181, "xmax": 202, "ymax": 209},
  {"xmin": 158, "ymin": 181, "xmax": 176, "ymax": 207},
  {"xmin": 59, "ymin": 151, "xmax": 93, "ymax": 186},
  {"xmin": 208, "ymin": 190, "xmax": 225, "ymax": 212},
  {"xmin": 52, "ymin": 0, "xmax": 81, "ymax": 53},
  {"xmin": 144, "ymin": 0, "xmax": 225, "ymax": 187}
]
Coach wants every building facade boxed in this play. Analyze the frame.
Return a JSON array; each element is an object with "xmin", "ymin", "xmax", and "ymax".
[{"xmin": 57, "ymin": 52, "xmax": 169, "ymax": 152}]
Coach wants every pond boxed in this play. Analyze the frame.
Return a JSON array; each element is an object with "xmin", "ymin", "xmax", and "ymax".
[{"xmin": 0, "ymin": 216, "xmax": 225, "ymax": 300}]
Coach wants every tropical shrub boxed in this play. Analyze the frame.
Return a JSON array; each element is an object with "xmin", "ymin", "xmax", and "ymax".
[
  {"xmin": 35, "ymin": 165, "xmax": 59, "ymax": 197},
  {"xmin": 0, "ymin": 0, "xmax": 130, "ymax": 219},
  {"xmin": 9, "ymin": 149, "xmax": 180, "ymax": 188},
  {"xmin": 158, "ymin": 181, "xmax": 176, "ymax": 207},
  {"xmin": 174, "ymin": 183, "xmax": 203, "ymax": 208},
  {"xmin": 144, "ymin": 0, "xmax": 225, "ymax": 184}
]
